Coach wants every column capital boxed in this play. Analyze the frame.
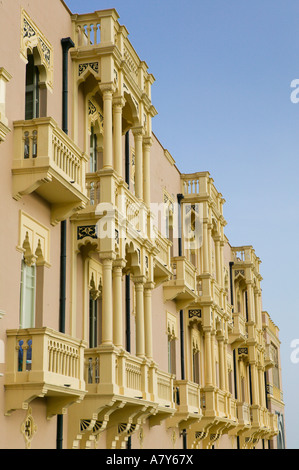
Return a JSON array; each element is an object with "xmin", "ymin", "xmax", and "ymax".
[
  {"xmin": 99, "ymin": 82, "xmax": 116, "ymax": 95},
  {"xmin": 100, "ymin": 253, "xmax": 116, "ymax": 263},
  {"xmin": 132, "ymin": 275, "xmax": 147, "ymax": 285},
  {"xmin": 203, "ymin": 326, "xmax": 212, "ymax": 334},
  {"xmin": 216, "ymin": 333, "xmax": 225, "ymax": 342},
  {"xmin": 143, "ymin": 136, "xmax": 152, "ymax": 148},
  {"xmin": 144, "ymin": 281, "xmax": 155, "ymax": 291},
  {"xmin": 113, "ymin": 258, "xmax": 126, "ymax": 270},
  {"xmin": 132, "ymin": 125, "xmax": 144, "ymax": 138},
  {"xmin": 112, "ymin": 95, "xmax": 126, "ymax": 109}
]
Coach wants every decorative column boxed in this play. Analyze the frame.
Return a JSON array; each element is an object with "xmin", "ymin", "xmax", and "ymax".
[
  {"xmin": 214, "ymin": 236, "xmax": 221, "ymax": 285},
  {"xmin": 208, "ymin": 223, "xmax": 212, "ymax": 275},
  {"xmin": 132, "ymin": 127, "xmax": 144, "ymax": 200},
  {"xmin": 113, "ymin": 96, "xmax": 125, "ymax": 177},
  {"xmin": 220, "ymin": 239, "xmax": 225, "ymax": 289},
  {"xmin": 100, "ymin": 84, "xmax": 114, "ymax": 169},
  {"xmin": 250, "ymin": 362, "xmax": 259, "ymax": 405},
  {"xmin": 223, "ymin": 339, "xmax": 229, "ymax": 392},
  {"xmin": 203, "ymin": 327, "xmax": 213, "ymax": 386},
  {"xmin": 211, "ymin": 330, "xmax": 216, "ymax": 386},
  {"xmin": 202, "ymin": 222, "xmax": 209, "ymax": 273},
  {"xmin": 144, "ymin": 282, "xmax": 154, "ymax": 360},
  {"xmin": 101, "ymin": 258, "xmax": 113, "ymax": 344},
  {"xmin": 218, "ymin": 335, "xmax": 226, "ymax": 390},
  {"xmin": 134, "ymin": 277, "xmax": 145, "ymax": 358},
  {"xmin": 258, "ymin": 365, "xmax": 264, "ymax": 408},
  {"xmin": 254, "ymin": 288, "xmax": 262, "ymax": 329},
  {"xmin": 143, "ymin": 137, "xmax": 152, "ymax": 207},
  {"xmin": 246, "ymin": 280, "xmax": 255, "ymax": 323},
  {"xmin": 112, "ymin": 260, "xmax": 125, "ymax": 348}
]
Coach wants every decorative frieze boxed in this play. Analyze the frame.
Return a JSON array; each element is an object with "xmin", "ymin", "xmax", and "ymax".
[
  {"xmin": 234, "ymin": 269, "xmax": 245, "ymax": 278},
  {"xmin": 88, "ymin": 99, "xmax": 104, "ymax": 131},
  {"xmin": 77, "ymin": 225, "xmax": 98, "ymax": 240},
  {"xmin": 188, "ymin": 309, "xmax": 202, "ymax": 320},
  {"xmin": 78, "ymin": 62, "xmax": 99, "ymax": 77},
  {"xmin": 238, "ymin": 347, "xmax": 248, "ymax": 360}
]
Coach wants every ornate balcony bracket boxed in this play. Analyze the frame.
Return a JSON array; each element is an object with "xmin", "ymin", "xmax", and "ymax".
[
  {"xmin": 106, "ymin": 403, "xmax": 157, "ymax": 449},
  {"xmin": 189, "ymin": 417, "xmax": 234, "ymax": 449}
]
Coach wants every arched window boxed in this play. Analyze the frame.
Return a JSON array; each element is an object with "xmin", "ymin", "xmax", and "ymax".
[
  {"xmin": 88, "ymin": 271, "xmax": 102, "ymax": 348},
  {"xmin": 20, "ymin": 259, "xmax": 36, "ymax": 329},
  {"xmin": 25, "ymin": 54, "xmax": 40, "ymax": 120}
]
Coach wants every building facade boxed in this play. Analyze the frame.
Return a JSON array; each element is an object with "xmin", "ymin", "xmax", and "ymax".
[{"xmin": 0, "ymin": 0, "xmax": 285, "ymax": 449}]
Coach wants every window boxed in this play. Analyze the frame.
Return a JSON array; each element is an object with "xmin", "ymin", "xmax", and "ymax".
[
  {"xmin": 167, "ymin": 312, "xmax": 177, "ymax": 375},
  {"xmin": 241, "ymin": 376, "xmax": 246, "ymax": 402},
  {"xmin": 88, "ymin": 270, "xmax": 102, "ymax": 348},
  {"xmin": 168, "ymin": 336, "xmax": 176, "ymax": 375},
  {"xmin": 89, "ymin": 294, "xmax": 102, "ymax": 348},
  {"xmin": 89, "ymin": 126, "xmax": 97, "ymax": 172},
  {"xmin": 228, "ymin": 369, "xmax": 233, "ymax": 395},
  {"xmin": 193, "ymin": 350, "xmax": 200, "ymax": 384},
  {"xmin": 130, "ymin": 148, "xmax": 135, "ymax": 195},
  {"xmin": 25, "ymin": 54, "xmax": 40, "ymax": 120},
  {"xmin": 272, "ymin": 344, "xmax": 280, "ymax": 389},
  {"xmin": 20, "ymin": 260, "xmax": 36, "ymax": 329},
  {"xmin": 245, "ymin": 290, "xmax": 249, "ymax": 322}
]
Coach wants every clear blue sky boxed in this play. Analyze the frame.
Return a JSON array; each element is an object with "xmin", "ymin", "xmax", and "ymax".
[{"xmin": 66, "ymin": 0, "xmax": 299, "ymax": 449}]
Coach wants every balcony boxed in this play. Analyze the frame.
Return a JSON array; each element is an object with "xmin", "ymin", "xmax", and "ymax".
[
  {"xmin": 232, "ymin": 246, "xmax": 261, "ymax": 274},
  {"xmin": 167, "ymin": 380, "xmax": 202, "ymax": 430},
  {"xmin": 4, "ymin": 328, "xmax": 86, "ymax": 418},
  {"xmin": 189, "ymin": 386, "xmax": 237, "ymax": 448},
  {"xmin": 12, "ymin": 117, "xmax": 88, "ymax": 225},
  {"xmin": 228, "ymin": 312, "xmax": 247, "ymax": 348},
  {"xmin": 250, "ymin": 405, "xmax": 272, "ymax": 437},
  {"xmin": 268, "ymin": 411, "xmax": 279, "ymax": 438},
  {"xmin": 264, "ymin": 344, "xmax": 275, "ymax": 370},
  {"xmin": 71, "ymin": 10, "xmax": 154, "ymax": 97},
  {"xmin": 181, "ymin": 172, "xmax": 224, "ymax": 211},
  {"xmin": 67, "ymin": 345, "xmax": 175, "ymax": 448},
  {"xmin": 163, "ymin": 256, "xmax": 198, "ymax": 310},
  {"xmin": 153, "ymin": 228, "xmax": 172, "ymax": 286},
  {"xmin": 228, "ymin": 402, "xmax": 251, "ymax": 438}
]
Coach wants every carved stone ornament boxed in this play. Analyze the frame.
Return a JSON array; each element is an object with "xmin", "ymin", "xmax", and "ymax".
[
  {"xmin": 138, "ymin": 427, "xmax": 144, "ymax": 449},
  {"xmin": 21, "ymin": 9, "xmax": 54, "ymax": 90},
  {"xmin": 189, "ymin": 309, "xmax": 202, "ymax": 319},
  {"xmin": 234, "ymin": 269, "xmax": 245, "ymax": 278},
  {"xmin": 78, "ymin": 62, "xmax": 99, "ymax": 77},
  {"xmin": 21, "ymin": 407, "xmax": 37, "ymax": 449},
  {"xmin": 238, "ymin": 347, "xmax": 248, "ymax": 359},
  {"xmin": 88, "ymin": 99, "xmax": 104, "ymax": 131},
  {"xmin": 77, "ymin": 225, "xmax": 98, "ymax": 240},
  {"xmin": 89, "ymin": 272, "xmax": 102, "ymax": 300}
]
